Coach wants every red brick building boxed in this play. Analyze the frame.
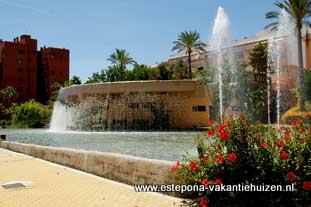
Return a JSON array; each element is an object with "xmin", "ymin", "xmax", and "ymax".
[{"xmin": 0, "ymin": 35, "xmax": 69, "ymax": 103}]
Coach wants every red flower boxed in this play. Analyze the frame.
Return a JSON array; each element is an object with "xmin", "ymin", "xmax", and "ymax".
[
  {"xmin": 171, "ymin": 161, "xmax": 179, "ymax": 173},
  {"xmin": 291, "ymin": 119, "xmax": 302, "ymax": 126},
  {"xmin": 303, "ymin": 181, "xmax": 311, "ymax": 191},
  {"xmin": 215, "ymin": 178, "xmax": 222, "ymax": 186},
  {"xmin": 308, "ymin": 128, "xmax": 311, "ymax": 133},
  {"xmin": 201, "ymin": 154, "xmax": 208, "ymax": 163},
  {"xmin": 207, "ymin": 129, "xmax": 215, "ymax": 137},
  {"xmin": 284, "ymin": 133, "xmax": 291, "ymax": 141},
  {"xmin": 219, "ymin": 130, "xmax": 229, "ymax": 141},
  {"xmin": 280, "ymin": 151, "xmax": 289, "ymax": 160},
  {"xmin": 208, "ymin": 120, "xmax": 215, "ymax": 127},
  {"xmin": 297, "ymin": 128, "xmax": 303, "ymax": 134},
  {"xmin": 239, "ymin": 115, "xmax": 246, "ymax": 121},
  {"xmin": 287, "ymin": 171, "xmax": 296, "ymax": 182},
  {"xmin": 280, "ymin": 125, "xmax": 286, "ymax": 131},
  {"xmin": 260, "ymin": 143, "xmax": 268, "ymax": 149},
  {"xmin": 189, "ymin": 161, "xmax": 198, "ymax": 172},
  {"xmin": 300, "ymin": 139, "xmax": 306, "ymax": 144},
  {"xmin": 197, "ymin": 197, "xmax": 208, "ymax": 207},
  {"xmin": 277, "ymin": 140, "xmax": 285, "ymax": 148},
  {"xmin": 218, "ymin": 125, "xmax": 226, "ymax": 133},
  {"xmin": 216, "ymin": 154, "xmax": 223, "ymax": 165},
  {"xmin": 227, "ymin": 152, "xmax": 238, "ymax": 163},
  {"xmin": 201, "ymin": 178, "xmax": 210, "ymax": 187}
]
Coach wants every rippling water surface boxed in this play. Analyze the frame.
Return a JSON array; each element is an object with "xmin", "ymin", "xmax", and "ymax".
[{"xmin": 2, "ymin": 129, "xmax": 200, "ymax": 161}]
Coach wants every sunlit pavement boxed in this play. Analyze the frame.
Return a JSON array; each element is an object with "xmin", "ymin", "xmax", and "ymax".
[{"xmin": 0, "ymin": 148, "xmax": 182, "ymax": 207}]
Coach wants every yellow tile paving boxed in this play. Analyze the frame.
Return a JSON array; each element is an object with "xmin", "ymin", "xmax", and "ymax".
[{"xmin": 0, "ymin": 148, "xmax": 182, "ymax": 207}]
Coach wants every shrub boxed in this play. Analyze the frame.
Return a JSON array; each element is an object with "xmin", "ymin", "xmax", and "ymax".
[
  {"xmin": 282, "ymin": 103, "xmax": 311, "ymax": 124},
  {"xmin": 173, "ymin": 117, "xmax": 311, "ymax": 207},
  {"xmin": 9, "ymin": 100, "xmax": 51, "ymax": 128}
]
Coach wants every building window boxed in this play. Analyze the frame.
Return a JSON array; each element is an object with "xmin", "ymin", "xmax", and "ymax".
[
  {"xmin": 18, "ymin": 49, "xmax": 25, "ymax": 55},
  {"xmin": 51, "ymin": 71, "xmax": 55, "ymax": 75},
  {"xmin": 192, "ymin": 105, "xmax": 207, "ymax": 112},
  {"xmin": 18, "ymin": 77, "xmax": 24, "ymax": 82},
  {"xmin": 18, "ymin": 68, "xmax": 23, "ymax": 72},
  {"xmin": 17, "ymin": 58, "xmax": 23, "ymax": 63}
]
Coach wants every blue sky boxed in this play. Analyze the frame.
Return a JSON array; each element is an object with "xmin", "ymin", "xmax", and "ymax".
[{"xmin": 0, "ymin": 0, "xmax": 276, "ymax": 82}]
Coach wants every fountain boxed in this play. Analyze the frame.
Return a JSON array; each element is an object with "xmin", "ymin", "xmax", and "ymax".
[
  {"xmin": 49, "ymin": 80, "xmax": 212, "ymax": 131},
  {"xmin": 268, "ymin": 9, "xmax": 296, "ymax": 127},
  {"xmin": 210, "ymin": 7, "xmax": 232, "ymax": 121}
]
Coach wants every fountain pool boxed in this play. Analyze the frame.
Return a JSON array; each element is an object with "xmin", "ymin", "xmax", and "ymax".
[{"xmin": 2, "ymin": 129, "xmax": 199, "ymax": 161}]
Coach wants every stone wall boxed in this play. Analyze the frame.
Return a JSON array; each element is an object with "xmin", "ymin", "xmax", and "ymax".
[{"xmin": 0, "ymin": 141, "xmax": 183, "ymax": 196}]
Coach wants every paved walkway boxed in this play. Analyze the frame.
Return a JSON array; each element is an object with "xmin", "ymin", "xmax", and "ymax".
[{"xmin": 0, "ymin": 148, "xmax": 182, "ymax": 207}]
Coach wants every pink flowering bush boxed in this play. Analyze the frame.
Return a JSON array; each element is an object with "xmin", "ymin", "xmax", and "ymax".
[{"xmin": 172, "ymin": 116, "xmax": 311, "ymax": 207}]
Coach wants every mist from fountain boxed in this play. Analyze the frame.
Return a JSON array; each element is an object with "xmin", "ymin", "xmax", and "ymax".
[
  {"xmin": 210, "ymin": 6, "xmax": 232, "ymax": 121},
  {"xmin": 268, "ymin": 9, "xmax": 296, "ymax": 127}
]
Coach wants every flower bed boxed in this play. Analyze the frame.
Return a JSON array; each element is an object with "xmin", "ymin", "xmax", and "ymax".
[{"xmin": 172, "ymin": 116, "xmax": 311, "ymax": 207}]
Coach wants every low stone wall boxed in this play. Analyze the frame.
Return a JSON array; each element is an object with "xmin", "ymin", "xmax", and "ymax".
[{"xmin": 0, "ymin": 141, "xmax": 183, "ymax": 196}]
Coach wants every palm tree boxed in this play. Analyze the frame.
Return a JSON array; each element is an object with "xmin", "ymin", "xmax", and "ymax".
[
  {"xmin": 107, "ymin": 49, "xmax": 135, "ymax": 79},
  {"xmin": 172, "ymin": 31, "xmax": 206, "ymax": 79},
  {"xmin": 266, "ymin": 0, "xmax": 311, "ymax": 111}
]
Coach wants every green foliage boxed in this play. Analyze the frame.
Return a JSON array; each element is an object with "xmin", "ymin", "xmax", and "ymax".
[
  {"xmin": 305, "ymin": 70, "xmax": 311, "ymax": 101},
  {"xmin": 125, "ymin": 64, "xmax": 150, "ymax": 81},
  {"xmin": 85, "ymin": 70, "xmax": 107, "ymax": 84},
  {"xmin": 105, "ymin": 66, "xmax": 123, "ymax": 82},
  {"xmin": 69, "ymin": 75, "xmax": 82, "ymax": 85},
  {"xmin": 170, "ymin": 60, "xmax": 188, "ymax": 80},
  {"xmin": 249, "ymin": 42, "xmax": 268, "ymax": 74},
  {"xmin": 174, "ymin": 117, "xmax": 311, "ymax": 207},
  {"xmin": 157, "ymin": 63, "xmax": 172, "ymax": 80},
  {"xmin": 172, "ymin": 31, "xmax": 206, "ymax": 79},
  {"xmin": 9, "ymin": 100, "xmax": 51, "ymax": 128},
  {"xmin": 0, "ymin": 86, "xmax": 17, "ymax": 101}
]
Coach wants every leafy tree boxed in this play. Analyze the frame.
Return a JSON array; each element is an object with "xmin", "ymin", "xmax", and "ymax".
[
  {"xmin": 157, "ymin": 63, "xmax": 172, "ymax": 80},
  {"xmin": 69, "ymin": 75, "xmax": 82, "ymax": 85},
  {"xmin": 249, "ymin": 42, "xmax": 268, "ymax": 74},
  {"xmin": 85, "ymin": 70, "xmax": 107, "ymax": 84},
  {"xmin": 172, "ymin": 31, "xmax": 206, "ymax": 79},
  {"xmin": 107, "ymin": 49, "xmax": 136, "ymax": 79},
  {"xmin": 266, "ymin": 0, "xmax": 311, "ymax": 111},
  {"xmin": 105, "ymin": 66, "xmax": 123, "ymax": 82},
  {"xmin": 125, "ymin": 64, "xmax": 149, "ymax": 81},
  {"xmin": 9, "ymin": 100, "xmax": 51, "ymax": 128},
  {"xmin": 170, "ymin": 60, "xmax": 188, "ymax": 80}
]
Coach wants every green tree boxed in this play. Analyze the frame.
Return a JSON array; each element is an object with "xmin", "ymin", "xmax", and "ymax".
[
  {"xmin": 69, "ymin": 75, "xmax": 82, "ymax": 85},
  {"xmin": 157, "ymin": 63, "xmax": 172, "ymax": 80},
  {"xmin": 105, "ymin": 66, "xmax": 123, "ymax": 82},
  {"xmin": 107, "ymin": 49, "xmax": 136, "ymax": 79},
  {"xmin": 9, "ymin": 100, "xmax": 51, "ymax": 128},
  {"xmin": 125, "ymin": 64, "xmax": 150, "ymax": 81},
  {"xmin": 172, "ymin": 31, "xmax": 206, "ymax": 79},
  {"xmin": 249, "ymin": 42, "xmax": 268, "ymax": 74},
  {"xmin": 266, "ymin": 0, "xmax": 311, "ymax": 111},
  {"xmin": 170, "ymin": 60, "xmax": 188, "ymax": 80},
  {"xmin": 85, "ymin": 70, "xmax": 107, "ymax": 84}
]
